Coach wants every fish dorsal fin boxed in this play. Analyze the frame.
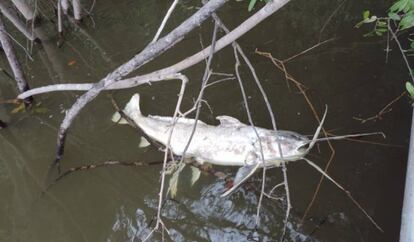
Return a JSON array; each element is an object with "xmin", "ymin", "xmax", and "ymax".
[{"xmin": 216, "ymin": 115, "xmax": 244, "ymax": 127}]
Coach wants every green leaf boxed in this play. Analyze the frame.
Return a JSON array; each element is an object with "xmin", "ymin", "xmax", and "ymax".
[
  {"xmin": 363, "ymin": 10, "xmax": 370, "ymax": 19},
  {"xmin": 388, "ymin": 12, "xmax": 401, "ymax": 20},
  {"xmin": 400, "ymin": 14, "xmax": 414, "ymax": 29},
  {"xmin": 377, "ymin": 20, "xmax": 387, "ymax": 27},
  {"xmin": 406, "ymin": 82, "xmax": 414, "ymax": 100},
  {"xmin": 390, "ymin": 0, "xmax": 409, "ymax": 13},
  {"xmin": 363, "ymin": 31, "xmax": 376, "ymax": 37},
  {"xmin": 377, "ymin": 27, "xmax": 388, "ymax": 33},
  {"xmin": 411, "ymin": 40, "xmax": 414, "ymax": 49},
  {"xmin": 248, "ymin": 0, "xmax": 257, "ymax": 12}
]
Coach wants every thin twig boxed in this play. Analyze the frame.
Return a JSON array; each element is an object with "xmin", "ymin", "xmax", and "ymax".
[
  {"xmin": 210, "ymin": 10, "xmax": 289, "ymax": 236},
  {"xmin": 283, "ymin": 37, "xmax": 336, "ymax": 63},
  {"xmin": 318, "ymin": 0, "xmax": 346, "ymax": 42},
  {"xmin": 145, "ymin": 74, "xmax": 188, "ymax": 240},
  {"xmin": 255, "ymin": 49, "xmax": 337, "ymax": 226},
  {"xmin": 46, "ymin": 160, "xmax": 164, "ymax": 191},
  {"xmin": 353, "ymin": 91, "xmax": 406, "ymax": 123},
  {"xmin": 388, "ymin": 24, "xmax": 414, "ymax": 83},
  {"xmin": 151, "ymin": 0, "xmax": 180, "ymax": 44},
  {"xmin": 304, "ymin": 158, "xmax": 383, "ymax": 232}
]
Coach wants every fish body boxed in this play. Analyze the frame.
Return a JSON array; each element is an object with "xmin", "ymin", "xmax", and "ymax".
[
  {"xmin": 114, "ymin": 94, "xmax": 315, "ymax": 196},
  {"xmin": 115, "ymin": 94, "xmax": 309, "ymax": 167}
]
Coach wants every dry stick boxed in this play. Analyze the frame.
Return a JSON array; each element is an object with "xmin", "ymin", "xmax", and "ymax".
[
  {"xmin": 18, "ymin": 0, "xmax": 290, "ymax": 100},
  {"xmin": 144, "ymin": 74, "xmax": 188, "ymax": 241},
  {"xmin": 179, "ymin": 22, "xmax": 218, "ymax": 165},
  {"xmin": 210, "ymin": 12, "xmax": 288, "ymax": 233},
  {"xmin": 283, "ymin": 37, "xmax": 336, "ymax": 63},
  {"xmin": 151, "ymin": 0, "xmax": 180, "ymax": 44},
  {"xmin": 163, "ymin": 22, "xmax": 218, "ymax": 201},
  {"xmin": 163, "ymin": 24, "xmax": 219, "ymax": 201},
  {"xmin": 353, "ymin": 91, "xmax": 407, "ymax": 123},
  {"xmin": 304, "ymin": 158, "xmax": 383, "ymax": 232},
  {"xmin": 233, "ymin": 48, "xmax": 271, "ymax": 230},
  {"xmin": 11, "ymin": 0, "xmax": 36, "ymax": 22},
  {"xmin": 0, "ymin": 15, "xmax": 33, "ymax": 105},
  {"xmin": 0, "ymin": 2, "xmax": 36, "ymax": 41},
  {"xmin": 71, "ymin": 0, "xmax": 81, "ymax": 22},
  {"xmin": 255, "ymin": 49, "xmax": 337, "ymax": 226},
  {"xmin": 385, "ymin": 18, "xmax": 391, "ymax": 63},
  {"xmin": 51, "ymin": 0, "xmax": 227, "ymax": 173},
  {"xmin": 46, "ymin": 160, "xmax": 164, "ymax": 191},
  {"xmin": 57, "ymin": 0, "xmax": 63, "ymax": 35}
]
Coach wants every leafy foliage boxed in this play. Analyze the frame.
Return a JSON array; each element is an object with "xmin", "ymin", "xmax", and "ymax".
[
  {"xmin": 356, "ymin": 0, "xmax": 414, "ymax": 95},
  {"xmin": 406, "ymin": 82, "xmax": 414, "ymax": 100},
  {"xmin": 389, "ymin": 0, "xmax": 414, "ymax": 29}
]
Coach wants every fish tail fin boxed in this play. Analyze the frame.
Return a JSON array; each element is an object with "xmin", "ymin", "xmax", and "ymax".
[{"xmin": 111, "ymin": 93, "xmax": 142, "ymax": 124}]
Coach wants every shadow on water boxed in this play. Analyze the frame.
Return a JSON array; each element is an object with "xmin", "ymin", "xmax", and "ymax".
[{"xmin": 0, "ymin": 0, "xmax": 411, "ymax": 241}]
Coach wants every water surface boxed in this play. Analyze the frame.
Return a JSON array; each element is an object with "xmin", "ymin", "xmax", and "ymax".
[{"xmin": 0, "ymin": 0, "xmax": 410, "ymax": 241}]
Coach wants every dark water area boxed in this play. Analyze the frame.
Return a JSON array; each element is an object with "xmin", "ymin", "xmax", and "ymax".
[{"xmin": 0, "ymin": 0, "xmax": 411, "ymax": 241}]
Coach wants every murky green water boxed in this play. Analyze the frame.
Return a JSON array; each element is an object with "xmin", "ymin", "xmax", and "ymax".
[{"xmin": 0, "ymin": 0, "xmax": 410, "ymax": 241}]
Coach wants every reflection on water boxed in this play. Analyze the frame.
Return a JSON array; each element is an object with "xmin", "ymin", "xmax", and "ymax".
[
  {"xmin": 0, "ymin": 0, "xmax": 410, "ymax": 241},
  {"xmin": 107, "ymin": 181, "xmax": 319, "ymax": 241}
]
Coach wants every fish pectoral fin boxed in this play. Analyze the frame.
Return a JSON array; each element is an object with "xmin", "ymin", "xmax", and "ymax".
[
  {"xmin": 220, "ymin": 163, "xmax": 260, "ymax": 197},
  {"xmin": 216, "ymin": 115, "xmax": 245, "ymax": 127},
  {"xmin": 138, "ymin": 137, "xmax": 151, "ymax": 148}
]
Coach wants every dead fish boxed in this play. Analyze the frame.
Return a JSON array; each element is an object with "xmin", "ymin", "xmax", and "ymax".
[{"xmin": 113, "ymin": 93, "xmax": 381, "ymax": 197}]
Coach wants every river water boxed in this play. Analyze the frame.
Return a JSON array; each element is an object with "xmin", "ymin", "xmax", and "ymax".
[{"xmin": 0, "ymin": 0, "xmax": 410, "ymax": 241}]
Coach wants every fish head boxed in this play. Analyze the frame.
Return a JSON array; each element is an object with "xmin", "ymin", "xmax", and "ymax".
[{"xmin": 270, "ymin": 131, "xmax": 310, "ymax": 160}]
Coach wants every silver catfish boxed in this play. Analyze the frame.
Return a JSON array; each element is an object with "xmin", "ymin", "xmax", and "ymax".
[{"xmin": 113, "ymin": 93, "xmax": 326, "ymax": 196}]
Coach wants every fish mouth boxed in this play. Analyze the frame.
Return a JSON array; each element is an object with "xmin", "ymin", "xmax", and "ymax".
[{"xmin": 297, "ymin": 142, "xmax": 311, "ymax": 153}]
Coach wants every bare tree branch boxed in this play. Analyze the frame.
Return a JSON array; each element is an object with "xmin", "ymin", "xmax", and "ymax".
[
  {"xmin": 18, "ymin": 0, "xmax": 291, "ymax": 100},
  {"xmin": 0, "ymin": 1, "xmax": 36, "ymax": 41},
  {"xmin": 50, "ymin": 0, "xmax": 228, "ymax": 172},
  {"xmin": 0, "ymin": 14, "xmax": 33, "ymax": 104}
]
